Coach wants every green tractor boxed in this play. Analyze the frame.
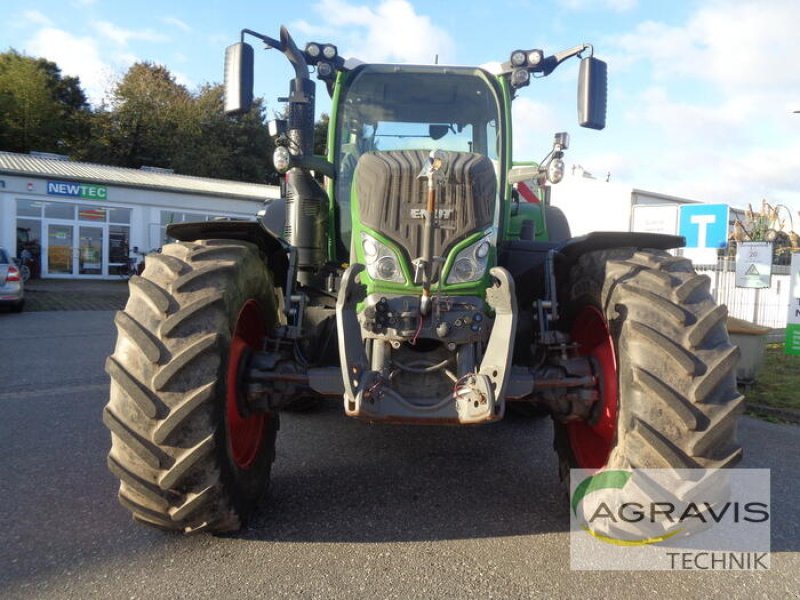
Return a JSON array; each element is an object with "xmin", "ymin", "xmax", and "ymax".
[{"xmin": 104, "ymin": 26, "xmax": 743, "ymax": 533}]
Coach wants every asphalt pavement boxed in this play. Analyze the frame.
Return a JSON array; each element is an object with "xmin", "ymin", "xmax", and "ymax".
[
  {"xmin": 19, "ymin": 278, "xmax": 129, "ymax": 312},
  {"xmin": 0, "ymin": 310, "xmax": 798, "ymax": 600}
]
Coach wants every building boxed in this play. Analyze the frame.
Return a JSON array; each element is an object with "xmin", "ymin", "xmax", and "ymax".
[
  {"xmin": 0, "ymin": 152, "xmax": 279, "ymax": 279},
  {"xmin": 549, "ymin": 170, "xmax": 745, "ymax": 238}
]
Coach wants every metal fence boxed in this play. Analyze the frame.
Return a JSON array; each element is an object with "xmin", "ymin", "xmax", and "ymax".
[{"xmin": 694, "ymin": 259, "xmax": 791, "ymax": 328}]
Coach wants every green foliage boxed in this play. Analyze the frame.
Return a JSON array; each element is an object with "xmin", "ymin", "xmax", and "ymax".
[
  {"xmin": 81, "ymin": 62, "xmax": 194, "ymax": 168},
  {"xmin": 743, "ymin": 343, "xmax": 800, "ymax": 411},
  {"xmin": 0, "ymin": 50, "xmax": 90, "ymax": 154},
  {"xmin": 314, "ymin": 112, "xmax": 329, "ymax": 157},
  {"xmin": 729, "ymin": 200, "xmax": 800, "ymax": 266},
  {"xmin": 175, "ymin": 84, "xmax": 277, "ymax": 184}
]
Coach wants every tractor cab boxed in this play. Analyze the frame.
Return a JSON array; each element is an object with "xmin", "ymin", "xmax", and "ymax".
[{"xmin": 332, "ymin": 64, "xmax": 505, "ymax": 253}]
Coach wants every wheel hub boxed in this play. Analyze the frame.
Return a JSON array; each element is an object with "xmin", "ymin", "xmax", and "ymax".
[
  {"xmin": 566, "ymin": 305, "xmax": 618, "ymax": 469},
  {"xmin": 226, "ymin": 300, "xmax": 268, "ymax": 470}
]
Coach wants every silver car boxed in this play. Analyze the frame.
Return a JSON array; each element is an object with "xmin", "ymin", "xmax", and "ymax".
[{"xmin": 0, "ymin": 247, "xmax": 24, "ymax": 312}]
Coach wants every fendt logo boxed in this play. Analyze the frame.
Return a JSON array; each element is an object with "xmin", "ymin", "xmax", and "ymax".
[{"xmin": 571, "ymin": 469, "xmax": 769, "ymax": 548}]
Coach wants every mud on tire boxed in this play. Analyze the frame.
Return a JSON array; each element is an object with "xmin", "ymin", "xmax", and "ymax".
[
  {"xmin": 555, "ymin": 248, "xmax": 744, "ymax": 475},
  {"xmin": 104, "ymin": 239, "xmax": 280, "ymax": 533}
]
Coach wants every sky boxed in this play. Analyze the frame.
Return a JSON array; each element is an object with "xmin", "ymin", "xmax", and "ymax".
[{"xmin": 3, "ymin": 0, "xmax": 800, "ymax": 222}]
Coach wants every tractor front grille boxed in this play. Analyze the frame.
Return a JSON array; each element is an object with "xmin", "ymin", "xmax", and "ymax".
[{"xmin": 355, "ymin": 150, "xmax": 496, "ymax": 261}]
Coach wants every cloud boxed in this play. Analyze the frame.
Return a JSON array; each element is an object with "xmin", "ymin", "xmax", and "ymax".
[
  {"xmin": 22, "ymin": 10, "xmax": 53, "ymax": 27},
  {"xmin": 294, "ymin": 0, "xmax": 456, "ymax": 64},
  {"xmin": 512, "ymin": 97, "xmax": 562, "ymax": 159},
  {"xmin": 615, "ymin": 1, "xmax": 800, "ymax": 91},
  {"xmin": 563, "ymin": 0, "xmax": 637, "ymax": 12},
  {"xmin": 26, "ymin": 27, "xmax": 118, "ymax": 106},
  {"xmin": 600, "ymin": 0, "xmax": 800, "ymax": 212},
  {"xmin": 92, "ymin": 20, "xmax": 168, "ymax": 46},
  {"xmin": 162, "ymin": 17, "xmax": 191, "ymax": 33}
]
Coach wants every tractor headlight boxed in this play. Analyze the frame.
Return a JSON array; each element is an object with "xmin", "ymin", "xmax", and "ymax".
[
  {"xmin": 547, "ymin": 157, "xmax": 565, "ymax": 184},
  {"xmin": 361, "ymin": 233, "xmax": 406, "ymax": 284},
  {"xmin": 446, "ymin": 232, "xmax": 492, "ymax": 284},
  {"xmin": 273, "ymin": 146, "xmax": 291, "ymax": 173}
]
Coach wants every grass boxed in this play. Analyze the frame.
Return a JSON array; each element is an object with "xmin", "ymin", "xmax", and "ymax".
[{"xmin": 741, "ymin": 343, "xmax": 800, "ymax": 412}]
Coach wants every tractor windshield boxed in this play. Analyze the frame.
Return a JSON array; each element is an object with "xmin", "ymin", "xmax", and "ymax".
[{"xmin": 333, "ymin": 65, "xmax": 503, "ymax": 250}]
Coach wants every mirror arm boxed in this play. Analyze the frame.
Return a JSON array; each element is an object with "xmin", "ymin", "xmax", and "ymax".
[
  {"xmin": 241, "ymin": 29, "xmax": 282, "ymax": 50},
  {"xmin": 542, "ymin": 43, "xmax": 592, "ymax": 76},
  {"xmin": 280, "ymin": 25, "xmax": 310, "ymax": 82}
]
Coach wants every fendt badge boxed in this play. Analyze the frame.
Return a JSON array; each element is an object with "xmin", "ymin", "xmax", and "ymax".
[{"xmin": 410, "ymin": 208, "xmax": 453, "ymax": 219}]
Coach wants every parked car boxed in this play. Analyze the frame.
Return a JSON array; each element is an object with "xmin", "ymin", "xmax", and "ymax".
[{"xmin": 0, "ymin": 247, "xmax": 24, "ymax": 312}]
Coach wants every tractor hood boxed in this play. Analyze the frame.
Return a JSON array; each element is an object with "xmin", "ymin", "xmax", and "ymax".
[{"xmin": 355, "ymin": 149, "xmax": 496, "ymax": 265}]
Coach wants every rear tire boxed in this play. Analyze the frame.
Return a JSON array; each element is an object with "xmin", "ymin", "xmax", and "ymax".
[
  {"xmin": 104, "ymin": 239, "xmax": 280, "ymax": 533},
  {"xmin": 555, "ymin": 249, "xmax": 743, "ymax": 477}
]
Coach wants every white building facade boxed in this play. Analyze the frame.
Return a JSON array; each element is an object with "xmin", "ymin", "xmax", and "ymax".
[{"xmin": 0, "ymin": 152, "xmax": 279, "ymax": 279}]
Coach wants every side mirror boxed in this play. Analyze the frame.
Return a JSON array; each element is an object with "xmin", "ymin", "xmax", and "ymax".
[
  {"xmin": 224, "ymin": 42, "xmax": 254, "ymax": 115},
  {"xmin": 578, "ymin": 56, "xmax": 607, "ymax": 130}
]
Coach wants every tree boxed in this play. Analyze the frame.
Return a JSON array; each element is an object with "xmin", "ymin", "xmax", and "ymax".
[
  {"xmin": 0, "ymin": 50, "xmax": 90, "ymax": 154},
  {"xmin": 84, "ymin": 62, "xmax": 194, "ymax": 168},
  {"xmin": 314, "ymin": 113, "xmax": 329, "ymax": 157},
  {"xmin": 174, "ymin": 83, "xmax": 276, "ymax": 183}
]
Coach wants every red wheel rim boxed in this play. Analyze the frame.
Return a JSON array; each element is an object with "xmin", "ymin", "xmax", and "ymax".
[
  {"xmin": 566, "ymin": 305, "xmax": 618, "ymax": 469},
  {"xmin": 226, "ymin": 300, "xmax": 267, "ymax": 470}
]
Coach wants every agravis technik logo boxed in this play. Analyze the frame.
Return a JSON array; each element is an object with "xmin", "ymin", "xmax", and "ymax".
[{"xmin": 569, "ymin": 468, "xmax": 771, "ymax": 570}]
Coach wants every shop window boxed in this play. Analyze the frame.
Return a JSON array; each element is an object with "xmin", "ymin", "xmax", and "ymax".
[
  {"xmin": 78, "ymin": 206, "xmax": 108, "ymax": 222},
  {"xmin": 108, "ymin": 207, "xmax": 131, "ymax": 224},
  {"xmin": 44, "ymin": 202, "xmax": 76, "ymax": 220},
  {"xmin": 17, "ymin": 199, "xmax": 43, "ymax": 217}
]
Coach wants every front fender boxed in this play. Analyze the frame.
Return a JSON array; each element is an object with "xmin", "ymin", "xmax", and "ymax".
[{"xmin": 556, "ymin": 232, "xmax": 685, "ymax": 266}]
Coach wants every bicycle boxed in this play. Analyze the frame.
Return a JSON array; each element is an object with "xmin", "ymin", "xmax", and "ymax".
[
  {"xmin": 117, "ymin": 248, "xmax": 158, "ymax": 279},
  {"xmin": 117, "ymin": 256, "xmax": 139, "ymax": 280},
  {"xmin": 15, "ymin": 256, "xmax": 32, "ymax": 282}
]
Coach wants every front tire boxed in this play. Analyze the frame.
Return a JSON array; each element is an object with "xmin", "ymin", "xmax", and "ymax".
[
  {"xmin": 104, "ymin": 239, "xmax": 280, "ymax": 533},
  {"xmin": 555, "ymin": 249, "xmax": 743, "ymax": 475}
]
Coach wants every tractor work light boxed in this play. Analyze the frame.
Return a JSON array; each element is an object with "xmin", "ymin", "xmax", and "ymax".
[
  {"xmin": 305, "ymin": 43, "xmax": 321, "ymax": 58},
  {"xmin": 510, "ymin": 50, "xmax": 527, "ymax": 67},
  {"xmin": 527, "ymin": 50, "xmax": 544, "ymax": 67},
  {"xmin": 322, "ymin": 44, "xmax": 338, "ymax": 60},
  {"xmin": 511, "ymin": 68, "xmax": 531, "ymax": 89},
  {"xmin": 317, "ymin": 61, "xmax": 334, "ymax": 78},
  {"xmin": 268, "ymin": 119, "xmax": 287, "ymax": 139}
]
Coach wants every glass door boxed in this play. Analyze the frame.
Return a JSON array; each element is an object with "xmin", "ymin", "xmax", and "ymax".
[
  {"xmin": 79, "ymin": 226, "xmax": 103, "ymax": 275},
  {"xmin": 45, "ymin": 223, "xmax": 107, "ymax": 277},
  {"xmin": 47, "ymin": 223, "xmax": 75, "ymax": 275}
]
